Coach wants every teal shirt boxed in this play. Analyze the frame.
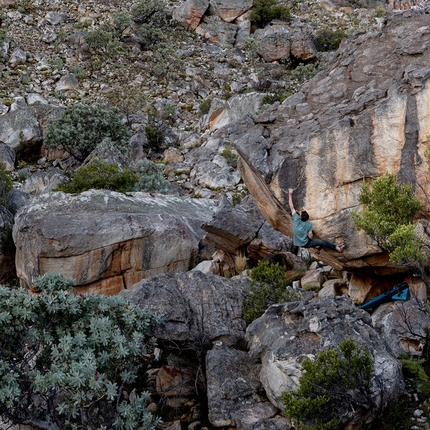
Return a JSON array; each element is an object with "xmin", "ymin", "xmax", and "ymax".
[{"xmin": 292, "ymin": 212, "xmax": 312, "ymax": 246}]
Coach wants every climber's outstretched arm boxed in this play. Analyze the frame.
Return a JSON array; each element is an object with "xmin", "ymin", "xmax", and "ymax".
[{"xmin": 288, "ymin": 189, "xmax": 296, "ymax": 215}]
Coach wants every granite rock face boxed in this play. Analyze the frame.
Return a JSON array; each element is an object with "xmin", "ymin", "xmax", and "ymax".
[
  {"xmin": 226, "ymin": 11, "xmax": 430, "ymax": 275},
  {"xmin": 246, "ymin": 295, "xmax": 404, "ymax": 429},
  {"xmin": 120, "ymin": 270, "xmax": 250, "ymax": 347},
  {"xmin": 13, "ymin": 191, "xmax": 218, "ymax": 294}
]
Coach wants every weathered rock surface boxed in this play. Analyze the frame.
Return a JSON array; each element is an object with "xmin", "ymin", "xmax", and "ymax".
[
  {"xmin": 228, "ymin": 11, "xmax": 430, "ymax": 275},
  {"xmin": 20, "ymin": 167, "xmax": 67, "ymax": 195},
  {"xmin": 254, "ymin": 23, "xmax": 317, "ymax": 62},
  {"xmin": 13, "ymin": 191, "xmax": 218, "ymax": 294},
  {"xmin": 201, "ymin": 195, "xmax": 293, "ymax": 265},
  {"xmin": 0, "ymin": 108, "xmax": 42, "ymax": 154},
  {"xmin": 246, "ymin": 295, "xmax": 404, "ymax": 429},
  {"xmin": 206, "ymin": 343, "xmax": 277, "ymax": 428},
  {"xmin": 173, "ymin": 0, "xmax": 210, "ymax": 30},
  {"xmin": 120, "ymin": 270, "xmax": 250, "ymax": 346}
]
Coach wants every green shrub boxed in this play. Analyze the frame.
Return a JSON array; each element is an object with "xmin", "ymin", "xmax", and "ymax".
[
  {"xmin": 45, "ymin": 103, "xmax": 131, "ymax": 161},
  {"xmin": 17, "ymin": 167, "xmax": 29, "ymax": 181},
  {"xmin": 351, "ymin": 174, "xmax": 423, "ymax": 265},
  {"xmin": 69, "ymin": 66, "xmax": 88, "ymax": 80},
  {"xmin": 243, "ymin": 260, "xmax": 299, "ymax": 324},
  {"xmin": 244, "ymin": 37, "xmax": 261, "ymax": 61},
  {"xmin": 153, "ymin": 42, "xmax": 180, "ymax": 77},
  {"xmin": 251, "ymin": 0, "xmax": 291, "ymax": 28},
  {"xmin": 84, "ymin": 28, "xmax": 115, "ymax": 52},
  {"xmin": 131, "ymin": 0, "xmax": 167, "ymax": 26},
  {"xmin": 199, "ymin": 98, "xmax": 212, "ymax": 115},
  {"xmin": 145, "ymin": 107, "xmax": 163, "ymax": 150},
  {"xmin": 0, "ymin": 272, "xmax": 161, "ymax": 430},
  {"xmin": 220, "ymin": 145, "xmax": 238, "ymax": 168},
  {"xmin": 112, "ymin": 11, "xmax": 132, "ymax": 37},
  {"xmin": 136, "ymin": 23, "xmax": 164, "ymax": 50},
  {"xmin": 134, "ymin": 158, "xmax": 169, "ymax": 194},
  {"xmin": 0, "ymin": 161, "xmax": 12, "ymax": 207},
  {"xmin": 283, "ymin": 339, "xmax": 372, "ymax": 430},
  {"xmin": 314, "ymin": 28, "xmax": 347, "ymax": 52},
  {"xmin": 57, "ymin": 159, "xmax": 136, "ymax": 194}
]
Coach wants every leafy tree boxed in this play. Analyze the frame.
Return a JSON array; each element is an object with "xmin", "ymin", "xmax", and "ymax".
[
  {"xmin": 314, "ymin": 28, "xmax": 347, "ymax": 52},
  {"xmin": 283, "ymin": 339, "xmax": 373, "ymax": 430},
  {"xmin": 44, "ymin": 103, "xmax": 131, "ymax": 161},
  {"xmin": 251, "ymin": 0, "xmax": 291, "ymax": 28},
  {"xmin": 243, "ymin": 260, "xmax": 300, "ymax": 324},
  {"xmin": 134, "ymin": 158, "xmax": 169, "ymax": 194},
  {"xmin": 351, "ymin": 173, "xmax": 424, "ymax": 265},
  {"xmin": 0, "ymin": 272, "xmax": 161, "ymax": 430},
  {"xmin": 57, "ymin": 158, "xmax": 137, "ymax": 194},
  {"xmin": 0, "ymin": 161, "xmax": 13, "ymax": 207}
]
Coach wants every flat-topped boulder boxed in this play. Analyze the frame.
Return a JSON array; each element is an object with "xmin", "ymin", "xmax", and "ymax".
[{"xmin": 13, "ymin": 190, "xmax": 218, "ymax": 294}]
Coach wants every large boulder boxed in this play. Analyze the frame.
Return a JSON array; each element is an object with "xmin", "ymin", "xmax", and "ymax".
[
  {"xmin": 196, "ymin": 16, "xmax": 238, "ymax": 46},
  {"xmin": 201, "ymin": 195, "xmax": 293, "ymax": 265},
  {"xmin": 173, "ymin": 0, "xmax": 209, "ymax": 30},
  {"xmin": 254, "ymin": 23, "xmax": 317, "ymax": 62},
  {"xmin": 208, "ymin": 0, "xmax": 253, "ymax": 23},
  {"xmin": 0, "ymin": 108, "xmax": 43, "ymax": 158},
  {"xmin": 246, "ymin": 295, "xmax": 404, "ymax": 429},
  {"xmin": 120, "ymin": 270, "xmax": 250, "ymax": 346},
  {"xmin": 13, "ymin": 191, "xmax": 218, "ymax": 294},
  {"xmin": 221, "ymin": 10, "xmax": 430, "ymax": 275},
  {"xmin": 206, "ymin": 343, "xmax": 278, "ymax": 429}
]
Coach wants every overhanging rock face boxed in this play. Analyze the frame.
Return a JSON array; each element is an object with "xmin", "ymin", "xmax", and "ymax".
[
  {"xmin": 13, "ymin": 190, "xmax": 218, "ymax": 294},
  {"xmin": 228, "ymin": 10, "xmax": 430, "ymax": 275}
]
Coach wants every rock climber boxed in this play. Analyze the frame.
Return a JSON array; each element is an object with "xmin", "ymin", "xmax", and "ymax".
[{"xmin": 288, "ymin": 188, "xmax": 346, "ymax": 254}]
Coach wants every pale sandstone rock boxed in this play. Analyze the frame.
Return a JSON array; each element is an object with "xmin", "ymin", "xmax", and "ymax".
[
  {"xmin": 13, "ymin": 191, "xmax": 218, "ymax": 294},
  {"xmin": 300, "ymin": 268, "xmax": 324, "ymax": 290},
  {"xmin": 55, "ymin": 73, "xmax": 79, "ymax": 91},
  {"xmin": 232, "ymin": 12, "xmax": 430, "ymax": 277},
  {"xmin": 172, "ymin": 0, "xmax": 209, "ymax": 30},
  {"xmin": 195, "ymin": 16, "xmax": 237, "ymax": 46},
  {"xmin": 209, "ymin": 0, "xmax": 253, "ymax": 23}
]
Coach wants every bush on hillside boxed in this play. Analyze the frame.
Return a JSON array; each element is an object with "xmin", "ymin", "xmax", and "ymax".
[
  {"xmin": 0, "ymin": 272, "xmax": 161, "ymax": 430},
  {"xmin": 243, "ymin": 260, "xmax": 300, "ymax": 324},
  {"xmin": 314, "ymin": 28, "xmax": 347, "ymax": 52},
  {"xmin": 283, "ymin": 339, "xmax": 372, "ymax": 430},
  {"xmin": 251, "ymin": 0, "xmax": 291, "ymax": 28},
  {"xmin": 45, "ymin": 103, "xmax": 131, "ymax": 161},
  {"xmin": 134, "ymin": 158, "xmax": 169, "ymax": 194},
  {"xmin": 131, "ymin": 0, "xmax": 168, "ymax": 26},
  {"xmin": 56, "ymin": 158, "xmax": 136, "ymax": 194},
  {"xmin": 136, "ymin": 23, "xmax": 164, "ymax": 50}
]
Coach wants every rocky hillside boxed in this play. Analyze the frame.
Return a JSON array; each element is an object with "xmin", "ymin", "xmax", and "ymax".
[{"xmin": 0, "ymin": 0, "xmax": 383, "ymax": 154}]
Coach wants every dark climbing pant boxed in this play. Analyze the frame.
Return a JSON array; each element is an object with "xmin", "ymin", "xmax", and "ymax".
[{"xmin": 304, "ymin": 238, "xmax": 336, "ymax": 250}]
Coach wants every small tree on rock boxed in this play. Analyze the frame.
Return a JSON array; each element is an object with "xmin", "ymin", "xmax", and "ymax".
[
  {"xmin": 351, "ymin": 173, "xmax": 424, "ymax": 268},
  {"xmin": 283, "ymin": 339, "xmax": 373, "ymax": 430}
]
